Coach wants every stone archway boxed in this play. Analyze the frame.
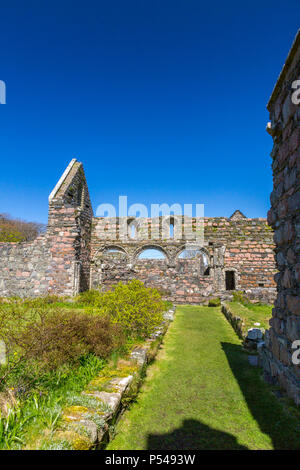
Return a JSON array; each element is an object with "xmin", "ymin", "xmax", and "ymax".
[
  {"xmin": 133, "ymin": 244, "xmax": 169, "ymax": 266},
  {"xmin": 90, "ymin": 245, "xmax": 129, "ymax": 289}
]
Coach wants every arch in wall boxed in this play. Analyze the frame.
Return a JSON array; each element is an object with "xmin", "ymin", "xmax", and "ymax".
[
  {"xmin": 90, "ymin": 245, "xmax": 129, "ymax": 290},
  {"xmin": 92, "ymin": 245, "xmax": 129, "ymax": 263},
  {"xmin": 127, "ymin": 218, "xmax": 138, "ymax": 239},
  {"xmin": 103, "ymin": 246, "xmax": 127, "ymax": 255},
  {"xmin": 176, "ymin": 246, "xmax": 209, "ymax": 260},
  {"xmin": 134, "ymin": 244, "xmax": 169, "ymax": 264},
  {"xmin": 161, "ymin": 215, "xmax": 182, "ymax": 240},
  {"xmin": 176, "ymin": 246, "xmax": 210, "ymax": 275}
]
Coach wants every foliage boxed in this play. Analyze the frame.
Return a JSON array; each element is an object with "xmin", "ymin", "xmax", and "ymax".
[
  {"xmin": 0, "ymin": 354, "xmax": 105, "ymax": 449},
  {"xmin": 232, "ymin": 290, "xmax": 247, "ymax": 304},
  {"xmin": 0, "ymin": 281, "xmax": 165, "ymax": 448},
  {"xmin": 23, "ymin": 295, "xmax": 63, "ymax": 307},
  {"xmin": 163, "ymin": 300, "xmax": 173, "ymax": 310},
  {"xmin": 208, "ymin": 298, "xmax": 221, "ymax": 307},
  {"xmin": 75, "ymin": 289, "xmax": 103, "ymax": 306},
  {"xmin": 0, "ymin": 213, "xmax": 45, "ymax": 243},
  {"xmin": 227, "ymin": 301, "xmax": 272, "ymax": 331},
  {"xmin": 0, "ymin": 224, "xmax": 25, "ymax": 242},
  {"xmin": 0, "ymin": 401, "xmax": 33, "ymax": 449},
  {"xmin": 0, "ymin": 305, "xmax": 125, "ymax": 384},
  {"xmin": 95, "ymin": 280, "xmax": 164, "ymax": 338}
]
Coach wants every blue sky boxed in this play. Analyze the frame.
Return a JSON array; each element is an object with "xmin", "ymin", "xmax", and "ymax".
[{"xmin": 0, "ymin": 1, "xmax": 299, "ymax": 224}]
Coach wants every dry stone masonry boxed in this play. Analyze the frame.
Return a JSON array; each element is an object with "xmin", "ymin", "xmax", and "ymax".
[
  {"xmin": 260, "ymin": 30, "xmax": 300, "ymax": 404},
  {"xmin": 0, "ymin": 160, "xmax": 276, "ymax": 303},
  {"xmin": 91, "ymin": 213, "xmax": 276, "ymax": 303}
]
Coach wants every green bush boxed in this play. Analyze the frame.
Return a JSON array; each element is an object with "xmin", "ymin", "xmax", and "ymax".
[
  {"xmin": 164, "ymin": 300, "xmax": 173, "ymax": 310},
  {"xmin": 75, "ymin": 289, "xmax": 103, "ymax": 306},
  {"xmin": 23, "ymin": 295, "xmax": 62, "ymax": 307},
  {"xmin": 232, "ymin": 290, "xmax": 247, "ymax": 304},
  {"xmin": 208, "ymin": 298, "xmax": 221, "ymax": 307},
  {"xmin": 95, "ymin": 280, "xmax": 164, "ymax": 338},
  {"xmin": 0, "ymin": 307, "xmax": 125, "ymax": 379}
]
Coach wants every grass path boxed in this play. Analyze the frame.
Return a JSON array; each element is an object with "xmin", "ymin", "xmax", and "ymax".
[{"xmin": 107, "ymin": 306, "xmax": 300, "ymax": 450}]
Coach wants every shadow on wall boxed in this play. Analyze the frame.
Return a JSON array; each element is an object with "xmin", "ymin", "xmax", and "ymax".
[
  {"xmin": 147, "ymin": 419, "xmax": 248, "ymax": 450},
  {"xmin": 221, "ymin": 342, "xmax": 300, "ymax": 450}
]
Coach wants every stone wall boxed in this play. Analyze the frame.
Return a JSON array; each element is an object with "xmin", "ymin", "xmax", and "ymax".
[
  {"xmin": 48, "ymin": 159, "xmax": 93, "ymax": 294},
  {"xmin": 0, "ymin": 235, "xmax": 51, "ymax": 297},
  {"xmin": 0, "ymin": 159, "xmax": 93, "ymax": 298},
  {"xmin": 260, "ymin": 30, "xmax": 300, "ymax": 404},
  {"xmin": 90, "ymin": 213, "xmax": 276, "ymax": 304},
  {"xmin": 0, "ymin": 159, "xmax": 276, "ymax": 302}
]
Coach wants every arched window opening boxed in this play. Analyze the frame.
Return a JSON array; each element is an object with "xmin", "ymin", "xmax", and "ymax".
[
  {"xmin": 178, "ymin": 249, "xmax": 209, "ymax": 275},
  {"xmin": 138, "ymin": 248, "xmax": 166, "ymax": 260},
  {"xmin": 178, "ymin": 249, "xmax": 207, "ymax": 262},
  {"xmin": 102, "ymin": 247, "xmax": 127, "ymax": 261},
  {"xmin": 127, "ymin": 220, "xmax": 137, "ymax": 239}
]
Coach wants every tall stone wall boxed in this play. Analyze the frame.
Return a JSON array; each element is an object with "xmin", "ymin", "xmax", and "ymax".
[
  {"xmin": 0, "ymin": 159, "xmax": 93, "ymax": 298},
  {"xmin": 90, "ymin": 213, "xmax": 276, "ymax": 304},
  {"xmin": 261, "ymin": 30, "xmax": 300, "ymax": 404},
  {"xmin": 48, "ymin": 159, "xmax": 93, "ymax": 294}
]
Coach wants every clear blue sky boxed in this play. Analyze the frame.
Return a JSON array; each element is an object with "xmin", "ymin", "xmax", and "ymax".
[{"xmin": 0, "ymin": 0, "xmax": 299, "ymax": 224}]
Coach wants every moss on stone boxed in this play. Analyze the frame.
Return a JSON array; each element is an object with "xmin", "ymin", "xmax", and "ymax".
[
  {"xmin": 55, "ymin": 430, "xmax": 92, "ymax": 450},
  {"xmin": 63, "ymin": 405, "xmax": 90, "ymax": 422}
]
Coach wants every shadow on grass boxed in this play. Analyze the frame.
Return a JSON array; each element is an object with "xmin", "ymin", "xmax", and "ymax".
[
  {"xmin": 221, "ymin": 342, "xmax": 300, "ymax": 450},
  {"xmin": 147, "ymin": 419, "xmax": 248, "ymax": 450}
]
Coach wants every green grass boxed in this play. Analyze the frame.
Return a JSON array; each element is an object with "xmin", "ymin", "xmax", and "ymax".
[
  {"xmin": 0, "ymin": 354, "xmax": 106, "ymax": 449},
  {"xmin": 227, "ymin": 301, "xmax": 272, "ymax": 331},
  {"xmin": 107, "ymin": 305, "xmax": 300, "ymax": 450}
]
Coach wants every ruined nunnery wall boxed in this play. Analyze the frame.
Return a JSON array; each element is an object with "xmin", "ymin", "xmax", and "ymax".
[
  {"xmin": 91, "ymin": 212, "xmax": 276, "ymax": 304},
  {"xmin": 0, "ymin": 159, "xmax": 276, "ymax": 302},
  {"xmin": 260, "ymin": 30, "xmax": 300, "ymax": 404},
  {"xmin": 0, "ymin": 159, "xmax": 93, "ymax": 297}
]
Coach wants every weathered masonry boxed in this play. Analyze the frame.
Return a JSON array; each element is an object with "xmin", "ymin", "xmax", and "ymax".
[
  {"xmin": 0, "ymin": 159, "xmax": 276, "ymax": 303},
  {"xmin": 261, "ymin": 30, "xmax": 300, "ymax": 404}
]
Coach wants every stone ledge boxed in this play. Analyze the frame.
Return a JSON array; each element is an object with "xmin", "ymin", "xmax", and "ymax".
[
  {"xmin": 221, "ymin": 303, "xmax": 246, "ymax": 340},
  {"xmin": 47, "ymin": 308, "xmax": 175, "ymax": 450},
  {"xmin": 221, "ymin": 303, "xmax": 265, "ymax": 350}
]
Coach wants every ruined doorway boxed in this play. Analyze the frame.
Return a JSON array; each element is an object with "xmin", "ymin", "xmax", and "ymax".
[{"xmin": 225, "ymin": 271, "xmax": 235, "ymax": 291}]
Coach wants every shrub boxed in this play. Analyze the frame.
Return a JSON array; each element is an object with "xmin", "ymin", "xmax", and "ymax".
[
  {"xmin": 232, "ymin": 291, "xmax": 247, "ymax": 304},
  {"xmin": 75, "ymin": 290, "xmax": 103, "ymax": 306},
  {"xmin": 164, "ymin": 300, "xmax": 173, "ymax": 310},
  {"xmin": 0, "ymin": 307, "xmax": 125, "ymax": 379},
  {"xmin": 208, "ymin": 298, "xmax": 221, "ymax": 307},
  {"xmin": 95, "ymin": 280, "xmax": 164, "ymax": 338},
  {"xmin": 23, "ymin": 295, "xmax": 62, "ymax": 308}
]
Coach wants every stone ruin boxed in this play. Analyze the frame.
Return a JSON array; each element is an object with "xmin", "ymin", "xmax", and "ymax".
[
  {"xmin": 0, "ymin": 159, "xmax": 276, "ymax": 303},
  {"xmin": 260, "ymin": 30, "xmax": 300, "ymax": 404}
]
